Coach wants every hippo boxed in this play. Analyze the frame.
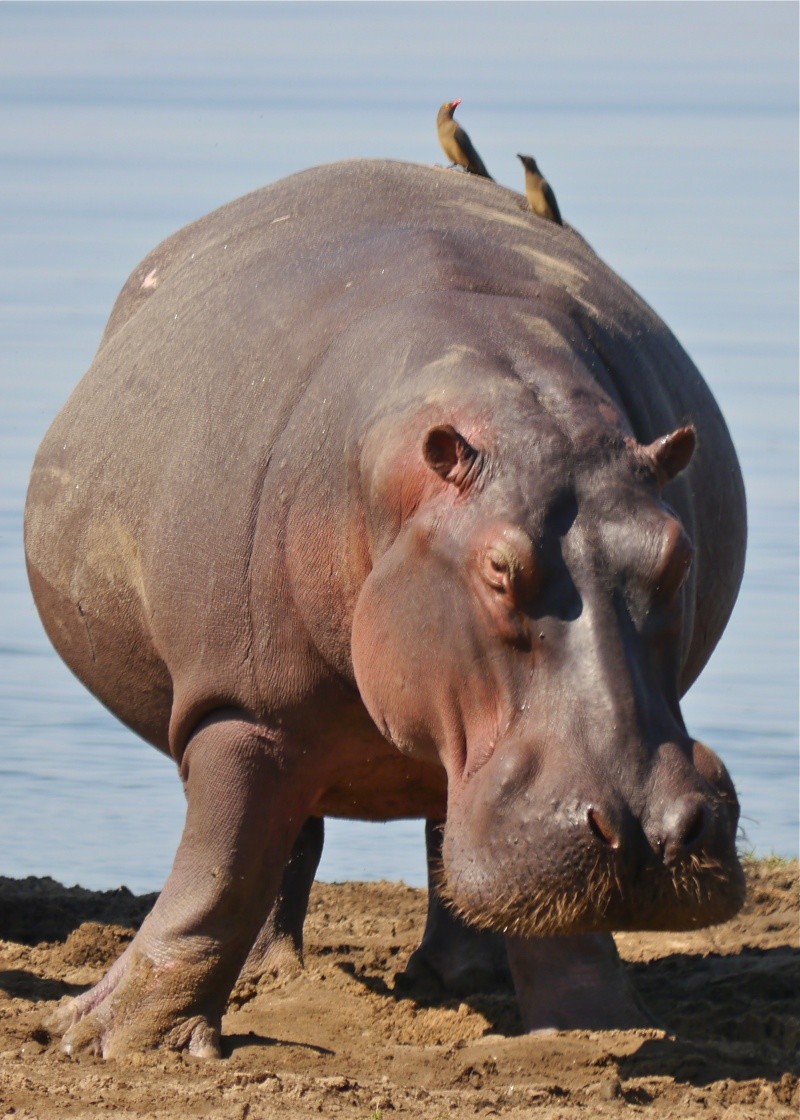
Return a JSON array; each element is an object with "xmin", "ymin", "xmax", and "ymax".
[{"xmin": 24, "ymin": 159, "xmax": 746, "ymax": 1058}]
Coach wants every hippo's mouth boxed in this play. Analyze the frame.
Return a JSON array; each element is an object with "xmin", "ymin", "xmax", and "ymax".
[{"xmin": 438, "ymin": 839, "xmax": 746, "ymax": 938}]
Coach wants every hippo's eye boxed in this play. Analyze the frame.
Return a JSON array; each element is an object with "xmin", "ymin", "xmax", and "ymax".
[
  {"xmin": 484, "ymin": 548, "xmax": 514, "ymax": 593},
  {"xmin": 475, "ymin": 525, "xmax": 538, "ymax": 613},
  {"xmin": 653, "ymin": 525, "xmax": 694, "ymax": 603},
  {"xmin": 478, "ymin": 529, "xmax": 538, "ymax": 603}
]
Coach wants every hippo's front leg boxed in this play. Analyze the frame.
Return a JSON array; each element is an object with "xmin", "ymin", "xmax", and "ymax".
[
  {"xmin": 505, "ymin": 932, "xmax": 653, "ymax": 1032},
  {"xmin": 401, "ymin": 820, "xmax": 511, "ymax": 994},
  {"xmin": 48, "ymin": 711, "xmax": 312, "ymax": 1058}
]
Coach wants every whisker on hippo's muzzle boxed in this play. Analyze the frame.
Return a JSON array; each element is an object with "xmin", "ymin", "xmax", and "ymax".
[{"xmin": 437, "ymin": 836, "xmax": 746, "ymax": 939}]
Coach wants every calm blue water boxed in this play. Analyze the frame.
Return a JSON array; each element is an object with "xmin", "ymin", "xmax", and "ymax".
[{"xmin": 0, "ymin": 3, "xmax": 797, "ymax": 894}]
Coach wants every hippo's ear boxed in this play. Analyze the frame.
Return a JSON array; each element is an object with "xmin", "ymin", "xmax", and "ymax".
[
  {"xmin": 422, "ymin": 425, "xmax": 481, "ymax": 489},
  {"xmin": 644, "ymin": 425, "xmax": 696, "ymax": 488}
]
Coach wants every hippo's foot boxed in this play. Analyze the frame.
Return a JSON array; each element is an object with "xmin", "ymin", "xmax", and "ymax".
[
  {"xmin": 400, "ymin": 910, "xmax": 511, "ymax": 996},
  {"xmin": 46, "ymin": 712, "xmax": 316, "ymax": 1057},
  {"xmin": 235, "ymin": 918, "xmax": 305, "ymax": 993},
  {"xmin": 505, "ymin": 932, "xmax": 655, "ymax": 1032},
  {"xmin": 46, "ymin": 940, "xmax": 223, "ymax": 1058},
  {"xmin": 239, "ymin": 928, "xmax": 304, "ymax": 984}
]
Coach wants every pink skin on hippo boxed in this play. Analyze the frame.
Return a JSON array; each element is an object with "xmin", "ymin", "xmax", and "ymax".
[{"xmin": 24, "ymin": 159, "xmax": 746, "ymax": 1057}]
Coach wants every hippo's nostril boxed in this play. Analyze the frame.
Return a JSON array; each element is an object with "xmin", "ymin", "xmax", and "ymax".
[
  {"xmin": 662, "ymin": 798, "xmax": 709, "ymax": 865},
  {"xmin": 586, "ymin": 806, "xmax": 620, "ymax": 849}
]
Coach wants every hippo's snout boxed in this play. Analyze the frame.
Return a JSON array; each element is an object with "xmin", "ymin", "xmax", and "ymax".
[{"xmin": 442, "ymin": 736, "xmax": 744, "ymax": 938}]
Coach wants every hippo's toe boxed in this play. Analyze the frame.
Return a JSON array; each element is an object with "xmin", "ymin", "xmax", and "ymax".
[
  {"xmin": 46, "ymin": 946, "xmax": 225, "ymax": 1058},
  {"xmin": 59, "ymin": 1004, "xmax": 221, "ymax": 1060}
]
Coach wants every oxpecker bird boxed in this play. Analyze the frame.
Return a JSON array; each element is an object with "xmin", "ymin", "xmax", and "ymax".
[
  {"xmin": 437, "ymin": 100, "xmax": 493, "ymax": 180},
  {"xmin": 517, "ymin": 153, "xmax": 563, "ymax": 225}
]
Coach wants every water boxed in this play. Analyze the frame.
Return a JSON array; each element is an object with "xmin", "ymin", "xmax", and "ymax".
[{"xmin": 0, "ymin": 3, "xmax": 796, "ymax": 894}]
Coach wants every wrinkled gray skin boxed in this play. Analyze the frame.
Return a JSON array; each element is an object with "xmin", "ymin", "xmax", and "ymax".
[{"xmin": 25, "ymin": 160, "xmax": 746, "ymax": 1057}]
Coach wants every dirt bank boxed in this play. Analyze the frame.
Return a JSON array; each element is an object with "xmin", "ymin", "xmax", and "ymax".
[{"xmin": 0, "ymin": 859, "xmax": 797, "ymax": 1118}]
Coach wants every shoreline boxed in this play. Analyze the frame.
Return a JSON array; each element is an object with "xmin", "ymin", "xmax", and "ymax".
[{"xmin": 0, "ymin": 859, "xmax": 797, "ymax": 1118}]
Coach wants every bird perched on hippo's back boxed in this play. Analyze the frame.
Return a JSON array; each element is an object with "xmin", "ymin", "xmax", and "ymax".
[
  {"xmin": 517, "ymin": 153, "xmax": 563, "ymax": 225},
  {"xmin": 436, "ymin": 99, "xmax": 493, "ymax": 180}
]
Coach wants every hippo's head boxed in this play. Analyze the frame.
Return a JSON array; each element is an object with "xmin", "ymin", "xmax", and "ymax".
[{"xmin": 352, "ymin": 402, "xmax": 744, "ymax": 937}]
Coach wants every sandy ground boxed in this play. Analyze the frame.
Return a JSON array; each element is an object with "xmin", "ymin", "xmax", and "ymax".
[{"xmin": 0, "ymin": 859, "xmax": 796, "ymax": 1119}]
